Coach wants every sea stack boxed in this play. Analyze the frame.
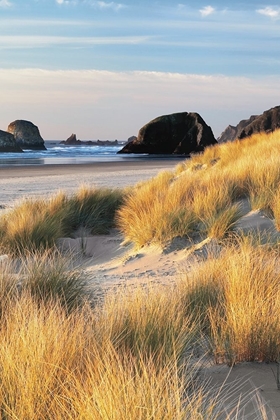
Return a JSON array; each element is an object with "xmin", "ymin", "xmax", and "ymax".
[
  {"xmin": 118, "ymin": 112, "xmax": 217, "ymax": 155},
  {"xmin": 0, "ymin": 130, "xmax": 23, "ymax": 152},
  {"xmin": 7, "ymin": 120, "xmax": 46, "ymax": 150}
]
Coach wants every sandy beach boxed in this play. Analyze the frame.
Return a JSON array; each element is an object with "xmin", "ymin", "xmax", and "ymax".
[{"xmin": 0, "ymin": 159, "xmax": 184, "ymax": 207}]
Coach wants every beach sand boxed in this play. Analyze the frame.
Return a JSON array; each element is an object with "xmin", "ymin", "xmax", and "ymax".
[
  {"xmin": 1, "ymin": 160, "xmax": 280, "ymax": 417},
  {"xmin": 0, "ymin": 159, "xmax": 183, "ymax": 207}
]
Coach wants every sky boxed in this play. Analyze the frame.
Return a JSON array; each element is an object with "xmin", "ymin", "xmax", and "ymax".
[{"xmin": 0, "ymin": 1, "xmax": 279, "ymax": 140}]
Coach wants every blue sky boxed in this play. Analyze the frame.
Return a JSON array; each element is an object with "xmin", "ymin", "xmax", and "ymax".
[{"xmin": 0, "ymin": 0, "xmax": 279, "ymax": 139}]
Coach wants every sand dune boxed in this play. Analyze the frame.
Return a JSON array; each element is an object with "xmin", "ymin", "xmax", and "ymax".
[{"xmin": 1, "ymin": 162, "xmax": 280, "ymax": 417}]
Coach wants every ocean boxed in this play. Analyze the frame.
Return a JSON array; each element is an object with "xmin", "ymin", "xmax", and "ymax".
[
  {"xmin": 0, "ymin": 141, "xmax": 128, "ymax": 166},
  {"xmin": 0, "ymin": 141, "xmax": 186, "ymax": 166}
]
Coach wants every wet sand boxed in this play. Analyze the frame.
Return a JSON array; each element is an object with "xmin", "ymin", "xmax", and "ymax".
[{"xmin": 0, "ymin": 158, "xmax": 184, "ymax": 207}]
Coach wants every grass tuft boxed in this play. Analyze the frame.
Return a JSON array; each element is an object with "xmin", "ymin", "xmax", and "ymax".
[{"xmin": 0, "ymin": 186, "xmax": 124, "ymax": 255}]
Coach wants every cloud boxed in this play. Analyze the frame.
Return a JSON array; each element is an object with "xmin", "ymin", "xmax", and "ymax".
[
  {"xmin": 0, "ymin": 35, "xmax": 150, "ymax": 49},
  {"xmin": 56, "ymin": 0, "xmax": 77, "ymax": 5},
  {"xmin": 96, "ymin": 1, "xmax": 125, "ymax": 11},
  {"xmin": 199, "ymin": 5, "xmax": 215, "ymax": 17},
  {"xmin": 257, "ymin": 7, "xmax": 280, "ymax": 19},
  {"xmin": 0, "ymin": 0, "xmax": 12, "ymax": 7},
  {"xmin": 0, "ymin": 68, "xmax": 279, "ymax": 140},
  {"xmin": 83, "ymin": 0, "xmax": 126, "ymax": 12}
]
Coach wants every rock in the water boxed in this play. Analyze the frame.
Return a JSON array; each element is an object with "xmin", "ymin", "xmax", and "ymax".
[
  {"xmin": 117, "ymin": 112, "xmax": 217, "ymax": 155},
  {"xmin": 61, "ymin": 133, "xmax": 82, "ymax": 145},
  {"xmin": 217, "ymin": 105, "xmax": 280, "ymax": 142},
  {"xmin": 0, "ymin": 130, "xmax": 23, "ymax": 152},
  {"xmin": 60, "ymin": 135, "xmax": 119, "ymax": 146},
  {"xmin": 7, "ymin": 120, "xmax": 46, "ymax": 150}
]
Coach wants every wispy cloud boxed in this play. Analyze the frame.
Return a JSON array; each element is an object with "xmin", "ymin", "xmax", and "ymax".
[
  {"xmin": 56, "ymin": 0, "xmax": 80, "ymax": 5},
  {"xmin": 95, "ymin": 1, "xmax": 125, "ymax": 11},
  {"xmin": 0, "ymin": 35, "xmax": 151, "ymax": 49},
  {"xmin": 199, "ymin": 5, "xmax": 215, "ymax": 17},
  {"xmin": 0, "ymin": 68, "xmax": 279, "ymax": 139},
  {"xmin": 56, "ymin": 0, "xmax": 66, "ymax": 4},
  {"xmin": 0, "ymin": 0, "xmax": 12, "ymax": 8},
  {"xmin": 55, "ymin": 0, "xmax": 125, "ymax": 10},
  {"xmin": 257, "ymin": 6, "xmax": 280, "ymax": 19}
]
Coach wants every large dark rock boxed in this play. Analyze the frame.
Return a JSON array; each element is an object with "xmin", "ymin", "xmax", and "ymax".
[
  {"xmin": 238, "ymin": 106, "xmax": 280, "ymax": 139},
  {"xmin": 126, "ymin": 135, "xmax": 137, "ymax": 144},
  {"xmin": 0, "ymin": 130, "xmax": 23, "ymax": 152},
  {"xmin": 217, "ymin": 106, "xmax": 280, "ymax": 143},
  {"xmin": 217, "ymin": 115, "xmax": 258, "ymax": 143},
  {"xmin": 118, "ymin": 112, "xmax": 217, "ymax": 155},
  {"xmin": 7, "ymin": 120, "xmax": 46, "ymax": 150}
]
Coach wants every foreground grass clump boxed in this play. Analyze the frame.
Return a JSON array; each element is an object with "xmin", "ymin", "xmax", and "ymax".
[
  {"xmin": 0, "ymin": 252, "xmax": 89, "ymax": 314},
  {"xmin": 0, "ymin": 186, "xmax": 124, "ymax": 255},
  {"xmin": 20, "ymin": 251, "xmax": 89, "ymax": 312},
  {"xmin": 180, "ymin": 236, "xmax": 280, "ymax": 365},
  {"xmin": 117, "ymin": 130, "xmax": 280, "ymax": 247},
  {"xmin": 0, "ymin": 267, "xmax": 216, "ymax": 419},
  {"xmin": 0, "ymin": 253, "xmax": 274, "ymax": 418}
]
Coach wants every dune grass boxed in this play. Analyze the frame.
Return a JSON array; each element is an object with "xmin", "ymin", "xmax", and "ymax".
[
  {"xmin": 117, "ymin": 129, "xmax": 280, "ymax": 247},
  {"xmin": 179, "ymin": 235, "xmax": 280, "ymax": 365},
  {"xmin": 0, "ymin": 260, "xmax": 272, "ymax": 419},
  {"xmin": 0, "ymin": 185, "xmax": 124, "ymax": 255}
]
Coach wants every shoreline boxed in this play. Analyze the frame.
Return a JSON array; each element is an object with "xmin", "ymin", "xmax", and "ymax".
[
  {"xmin": 0, "ymin": 158, "xmax": 185, "ymax": 178},
  {"xmin": 0, "ymin": 158, "xmax": 185, "ymax": 207}
]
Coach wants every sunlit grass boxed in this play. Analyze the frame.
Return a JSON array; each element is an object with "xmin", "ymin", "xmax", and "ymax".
[
  {"xmin": 179, "ymin": 235, "xmax": 280, "ymax": 365},
  {"xmin": 118, "ymin": 129, "xmax": 280, "ymax": 247},
  {"xmin": 0, "ymin": 186, "xmax": 124, "ymax": 255},
  {"xmin": 0, "ymin": 264, "xmax": 272, "ymax": 419}
]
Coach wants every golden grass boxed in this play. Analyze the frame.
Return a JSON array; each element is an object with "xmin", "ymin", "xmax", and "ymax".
[
  {"xmin": 0, "ymin": 185, "xmax": 124, "ymax": 255},
  {"xmin": 271, "ymin": 187, "xmax": 280, "ymax": 230},
  {"xmin": 179, "ymin": 235, "xmax": 280, "ymax": 365},
  {"xmin": 117, "ymin": 172, "xmax": 197, "ymax": 247},
  {"xmin": 0, "ymin": 267, "xmax": 272, "ymax": 419},
  {"xmin": 117, "ymin": 129, "xmax": 280, "ymax": 247}
]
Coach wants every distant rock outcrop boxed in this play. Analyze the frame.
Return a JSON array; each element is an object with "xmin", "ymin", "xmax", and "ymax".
[
  {"xmin": 7, "ymin": 120, "xmax": 46, "ymax": 150},
  {"xmin": 61, "ymin": 134, "xmax": 82, "ymax": 145},
  {"xmin": 118, "ymin": 112, "xmax": 217, "ymax": 155},
  {"xmin": 60, "ymin": 135, "xmax": 119, "ymax": 146},
  {"xmin": 0, "ymin": 130, "xmax": 23, "ymax": 152},
  {"xmin": 218, "ymin": 106, "xmax": 280, "ymax": 143}
]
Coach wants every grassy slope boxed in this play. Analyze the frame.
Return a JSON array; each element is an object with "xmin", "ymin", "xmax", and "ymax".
[{"xmin": 118, "ymin": 129, "xmax": 280, "ymax": 246}]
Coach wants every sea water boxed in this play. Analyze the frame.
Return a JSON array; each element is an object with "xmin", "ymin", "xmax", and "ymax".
[
  {"xmin": 0, "ymin": 141, "xmax": 186, "ymax": 166},
  {"xmin": 0, "ymin": 141, "xmax": 127, "ymax": 166}
]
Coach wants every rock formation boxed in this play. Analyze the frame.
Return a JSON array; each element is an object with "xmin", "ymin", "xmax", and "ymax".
[
  {"xmin": 7, "ymin": 120, "xmax": 46, "ymax": 150},
  {"xmin": 217, "ymin": 106, "xmax": 280, "ymax": 142},
  {"xmin": 238, "ymin": 106, "xmax": 280, "ymax": 139},
  {"xmin": 126, "ymin": 135, "xmax": 137, "ymax": 144},
  {"xmin": 60, "ymin": 135, "xmax": 119, "ymax": 146},
  {"xmin": 217, "ymin": 115, "xmax": 258, "ymax": 143},
  {"xmin": 61, "ymin": 134, "xmax": 82, "ymax": 145},
  {"xmin": 0, "ymin": 130, "xmax": 23, "ymax": 152},
  {"xmin": 117, "ymin": 112, "xmax": 217, "ymax": 155}
]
